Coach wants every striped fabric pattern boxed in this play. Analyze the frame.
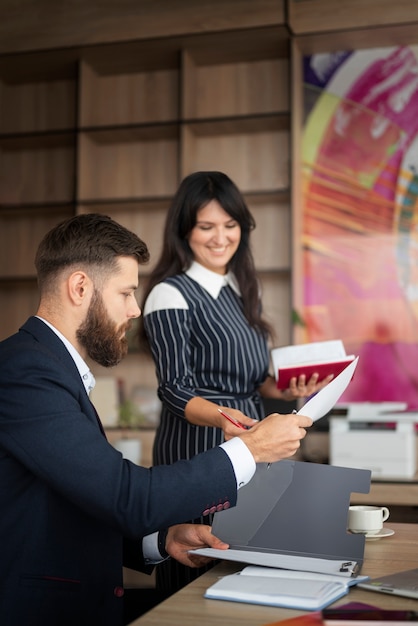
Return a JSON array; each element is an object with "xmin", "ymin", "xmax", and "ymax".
[
  {"xmin": 143, "ymin": 271, "xmax": 270, "ymax": 594},
  {"xmin": 143, "ymin": 272, "xmax": 269, "ymax": 465}
]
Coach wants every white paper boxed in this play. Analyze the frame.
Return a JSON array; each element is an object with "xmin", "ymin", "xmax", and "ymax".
[
  {"xmin": 240, "ymin": 565, "xmax": 367, "ymax": 585},
  {"xmin": 298, "ymin": 356, "xmax": 359, "ymax": 422},
  {"xmin": 272, "ymin": 339, "xmax": 347, "ymax": 372},
  {"xmin": 189, "ymin": 548, "xmax": 360, "ymax": 577}
]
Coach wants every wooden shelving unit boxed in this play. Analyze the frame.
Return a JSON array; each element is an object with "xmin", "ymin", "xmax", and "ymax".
[
  {"xmin": 0, "ymin": 24, "xmax": 292, "ymax": 393},
  {"xmin": 0, "ymin": 50, "xmax": 77, "ymax": 338}
]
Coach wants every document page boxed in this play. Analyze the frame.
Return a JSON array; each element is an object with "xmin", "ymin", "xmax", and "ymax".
[{"xmin": 298, "ymin": 356, "xmax": 359, "ymax": 422}]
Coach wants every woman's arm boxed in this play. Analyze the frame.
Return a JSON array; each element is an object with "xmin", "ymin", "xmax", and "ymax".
[
  {"xmin": 143, "ymin": 285, "xmax": 255, "ymax": 436},
  {"xmin": 184, "ymin": 396, "xmax": 257, "ymax": 434}
]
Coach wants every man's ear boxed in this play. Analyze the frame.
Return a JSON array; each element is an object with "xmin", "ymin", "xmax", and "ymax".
[{"xmin": 67, "ymin": 271, "xmax": 92, "ymax": 306}]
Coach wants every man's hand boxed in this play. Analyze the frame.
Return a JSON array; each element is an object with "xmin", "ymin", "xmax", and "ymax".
[
  {"xmin": 165, "ymin": 524, "xmax": 229, "ymax": 568},
  {"xmin": 238, "ymin": 411, "xmax": 313, "ymax": 464}
]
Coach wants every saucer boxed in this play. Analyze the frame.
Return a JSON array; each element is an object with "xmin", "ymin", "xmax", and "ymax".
[{"xmin": 365, "ymin": 527, "xmax": 395, "ymax": 541}]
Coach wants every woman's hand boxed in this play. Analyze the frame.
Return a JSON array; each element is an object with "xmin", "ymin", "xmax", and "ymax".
[
  {"xmin": 184, "ymin": 396, "xmax": 257, "ymax": 436},
  {"xmin": 259, "ymin": 373, "xmax": 334, "ymax": 401},
  {"xmin": 217, "ymin": 406, "xmax": 258, "ymax": 440},
  {"xmin": 281, "ymin": 372, "xmax": 334, "ymax": 400}
]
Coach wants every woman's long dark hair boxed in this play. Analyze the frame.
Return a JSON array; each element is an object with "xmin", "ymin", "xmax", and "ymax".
[{"xmin": 140, "ymin": 171, "xmax": 273, "ymax": 342}]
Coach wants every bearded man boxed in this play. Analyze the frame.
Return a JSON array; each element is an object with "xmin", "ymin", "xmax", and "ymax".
[{"xmin": 0, "ymin": 213, "xmax": 311, "ymax": 626}]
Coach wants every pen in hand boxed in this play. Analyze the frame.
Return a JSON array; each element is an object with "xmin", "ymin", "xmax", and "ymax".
[{"xmin": 217, "ymin": 408, "xmax": 248, "ymax": 430}]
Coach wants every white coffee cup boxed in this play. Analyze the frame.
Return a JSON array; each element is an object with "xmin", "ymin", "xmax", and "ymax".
[{"xmin": 348, "ymin": 505, "xmax": 390, "ymax": 535}]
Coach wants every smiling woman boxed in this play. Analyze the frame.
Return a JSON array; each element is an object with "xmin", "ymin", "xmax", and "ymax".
[
  {"xmin": 186, "ymin": 199, "xmax": 241, "ymax": 274},
  {"xmin": 139, "ymin": 171, "xmax": 331, "ymax": 597}
]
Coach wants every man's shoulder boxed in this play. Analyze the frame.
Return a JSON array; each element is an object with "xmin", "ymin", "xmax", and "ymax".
[
  {"xmin": 0, "ymin": 318, "xmax": 33, "ymax": 349},
  {"xmin": 0, "ymin": 317, "xmax": 67, "ymax": 365},
  {"xmin": 1, "ymin": 317, "xmax": 51, "ymax": 348},
  {"xmin": 0, "ymin": 318, "xmax": 82, "ymax": 397}
]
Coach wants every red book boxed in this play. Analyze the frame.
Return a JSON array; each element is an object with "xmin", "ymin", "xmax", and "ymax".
[
  {"xmin": 271, "ymin": 340, "xmax": 355, "ymax": 391},
  {"xmin": 275, "ymin": 357, "xmax": 355, "ymax": 390}
]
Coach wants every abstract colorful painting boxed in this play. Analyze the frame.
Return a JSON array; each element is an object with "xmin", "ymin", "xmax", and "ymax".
[{"xmin": 302, "ymin": 46, "xmax": 418, "ymax": 407}]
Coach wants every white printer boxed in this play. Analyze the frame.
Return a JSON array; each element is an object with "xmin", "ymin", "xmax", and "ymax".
[{"xmin": 329, "ymin": 402, "xmax": 417, "ymax": 480}]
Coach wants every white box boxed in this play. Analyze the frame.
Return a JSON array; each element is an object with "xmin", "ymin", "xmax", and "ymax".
[{"xmin": 329, "ymin": 403, "xmax": 417, "ymax": 480}]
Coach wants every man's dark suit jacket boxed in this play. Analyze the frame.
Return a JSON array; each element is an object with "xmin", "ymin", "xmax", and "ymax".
[{"xmin": 0, "ymin": 317, "xmax": 238, "ymax": 626}]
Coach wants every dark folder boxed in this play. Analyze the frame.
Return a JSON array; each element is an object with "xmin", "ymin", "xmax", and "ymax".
[{"xmin": 195, "ymin": 459, "xmax": 371, "ymax": 577}]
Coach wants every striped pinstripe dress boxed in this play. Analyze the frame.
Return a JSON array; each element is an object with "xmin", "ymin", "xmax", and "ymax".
[{"xmin": 143, "ymin": 262, "xmax": 270, "ymax": 594}]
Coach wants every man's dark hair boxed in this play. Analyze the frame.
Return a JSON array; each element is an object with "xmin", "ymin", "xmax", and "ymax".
[{"xmin": 35, "ymin": 213, "xmax": 149, "ymax": 292}]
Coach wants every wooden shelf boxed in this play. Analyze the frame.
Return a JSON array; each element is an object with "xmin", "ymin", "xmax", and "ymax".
[
  {"xmin": 0, "ymin": 205, "xmax": 74, "ymax": 279},
  {"xmin": 181, "ymin": 115, "xmax": 289, "ymax": 193},
  {"xmin": 258, "ymin": 270, "xmax": 292, "ymax": 347},
  {"xmin": 0, "ymin": 23, "xmax": 293, "ymax": 370},
  {"xmin": 80, "ymin": 57, "xmax": 179, "ymax": 128},
  {"xmin": 0, "ymin": 75, "xmax": 76, "ymax": 134},
  {"xmin": 77, "ymin": 125, "xmax": 179, "ymax": 201},
  {"xmin": 182, "ymin": 50, "xmax": 288, "ymax": 120},
  {"xmin": 78, "ymin": 199, "xmax": 170, "ymax": 273},
  {"xmin": 0, "ymin": 132, "xmax": 76, "ymax": 205},
  {"xmin": 247, "ymin": 191, "xmax": 291, "ymax": 271},
  {"xmin": 288, "ymin": 0, "xmax": 418, "ymax": 36},
  {"xmin": 0, "ymin": 131, "xmax": 76, "ymax": 147}
]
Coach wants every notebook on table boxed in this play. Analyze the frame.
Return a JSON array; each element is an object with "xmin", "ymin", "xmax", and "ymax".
[{"xmin": 358, "ymin": 568, "xmax": 418, "ymax": 599}]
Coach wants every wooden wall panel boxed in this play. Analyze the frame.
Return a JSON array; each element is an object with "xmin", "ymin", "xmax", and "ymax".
[
  {"xmin": 293, "ymin": 23, "xmax": 418, "ymax": 57},
  {"xmin": 287, "ymin": 0, "xmax": 418, "ymax": 35},
  {"xmin": 0, "ymin": 0, "xmax": 285, "ymax": 54},
  {"xmin": 0, "ymin": 281, "xmax": 40, "ymax": 339}
]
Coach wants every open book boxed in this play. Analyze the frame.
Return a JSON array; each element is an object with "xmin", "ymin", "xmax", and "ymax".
[
  {"xmin": 205, "ymin": 565, "xmax": 369, "ymax": 611},
  {"xmin": 271, "ymin": 340, "xmax": 355, "ymax": 390}
]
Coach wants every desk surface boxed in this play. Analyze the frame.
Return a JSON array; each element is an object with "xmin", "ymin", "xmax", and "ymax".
[{"xmin": 131, "ymin": 523, "xmax": 418, "ymax": 626}]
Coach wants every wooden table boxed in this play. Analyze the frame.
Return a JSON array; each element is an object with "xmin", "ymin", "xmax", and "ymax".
[{"xmin": 130, "ymin": 523, "xmax": 418, "ymax": 625}]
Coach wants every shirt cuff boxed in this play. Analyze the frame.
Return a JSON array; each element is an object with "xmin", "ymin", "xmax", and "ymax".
[
  {"xmin": 220, "ymin": 437, "xmax": 256, "ymax": 489},
  {"xmin": 142, "ymin": 531, "xmax": 166, "ymax": 564}
]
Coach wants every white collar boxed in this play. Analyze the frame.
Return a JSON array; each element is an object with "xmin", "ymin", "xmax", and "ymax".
[
  {"xmin": 36, "ymin": 316, "xmax": 95, "ymax": 395},
  {"xmin": 186, "ymin": 261, "xmax": 241, "ymax": 299}
]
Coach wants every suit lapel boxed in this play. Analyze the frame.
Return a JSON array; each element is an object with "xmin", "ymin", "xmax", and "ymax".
[{"xmin": 21, "ymin": 317, "xmax": 107, "ymax": 437}]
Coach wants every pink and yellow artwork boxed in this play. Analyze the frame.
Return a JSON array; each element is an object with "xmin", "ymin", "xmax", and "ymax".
[{"xmin": 302, "ymin": 46, "xmax": 418, "ymax": 407}]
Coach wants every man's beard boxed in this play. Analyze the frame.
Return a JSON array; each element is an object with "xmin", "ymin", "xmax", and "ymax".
[{"xmin": 76, "ymin": 290, "xmax": 130, "ymax": 367}]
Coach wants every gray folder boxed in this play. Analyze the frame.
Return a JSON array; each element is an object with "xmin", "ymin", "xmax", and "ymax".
[{"xmin": 208, "ymin": 460, "xmax": 371, "ymax": 576}]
